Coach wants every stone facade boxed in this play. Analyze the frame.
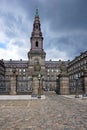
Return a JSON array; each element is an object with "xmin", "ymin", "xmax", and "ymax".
[
  {"xmin": 59, "ymin": 62, "xmax": 69, "ymax": 95},
  {"xmin": 0, "ymin": 9, "xmax": 68, "ymax": 95},
  {"xmin": 67, "ymin": 51, "xmax": 87, "ymax": 94},
  {"xmin": 0, "ymin": 9, "xmax": 87, "ymax": 95},
  {"xmin": 0, "ymin": 60, "xmax": 5, "ymax": 77},
  {"xmin": 0, "ymin": 60, "xmax": 5, "ymax": 94}
]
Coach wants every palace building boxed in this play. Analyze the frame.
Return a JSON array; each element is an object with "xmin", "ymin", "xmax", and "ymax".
[
  {"xmin": 68, "ymin": 51, "xmax": 87, "ymax": 94},
  {"xmin": 0, "ymin": 9, "xmax": 87, "ymax": 95}
]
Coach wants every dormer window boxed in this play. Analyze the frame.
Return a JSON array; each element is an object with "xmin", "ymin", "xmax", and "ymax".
[{"xmin": 36, "ymin": 41, "xmax": 38, "ymax": 47}]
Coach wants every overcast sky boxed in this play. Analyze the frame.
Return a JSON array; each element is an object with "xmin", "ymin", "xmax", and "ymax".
[{"xmin": 0, "ymin": 0, "xmax": 87, "ymax": 61}]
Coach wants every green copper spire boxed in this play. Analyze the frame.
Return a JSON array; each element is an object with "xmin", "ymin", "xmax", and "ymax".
[{"xmin": 35, "ymin": 8, "xmax": 39, "ymax": 17}]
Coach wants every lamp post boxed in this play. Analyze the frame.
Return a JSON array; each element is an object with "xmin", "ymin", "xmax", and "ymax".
[
  {"xmin": 41, "ymin": 76, "xmax": 44, "ymax": 95},
  {"xmin": 38, "ymin": 73, "xmax": 41, "ymax": 98},
  {"xmin": 56, "ymin": 75, "xmax": 59, "ymax": 94},
  {"xmin": 75, "ymin": 74, "xmax": 79, "ymax": 98},
  {"xmin": 28, "ymin": 76, "xmax": 33, "ymax": 92}
]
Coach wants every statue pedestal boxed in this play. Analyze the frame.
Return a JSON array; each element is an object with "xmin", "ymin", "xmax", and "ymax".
[
  {"xmin": 32, "ymin": 75, "xmax": 39, "ymax": 95},
  {"xmin": 32, "ymin": 59, "xmax": 43, "ymax": 96},
  {"xmin": 10, "ymin": 76, "xmax": 17, "ymax": 95},
  {"xmin": 59, "ymin": 62, "xmax": 69, "ymax": 95},
  {"xmin": 60, "ymin": 76, "xmax": 69, "ymax": 95},
  {"xmin": 32, "ymin": 73, "xmax": 43, "ymax": 96},
  {"xmin": 10, "ymin": 68, "xmax": 18, "ymax": 95}
]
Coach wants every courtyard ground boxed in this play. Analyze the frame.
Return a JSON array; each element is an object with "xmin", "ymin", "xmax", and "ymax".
[{"xmin": 0, "ymin": 92, "xmax": 87, "ymax": 130}]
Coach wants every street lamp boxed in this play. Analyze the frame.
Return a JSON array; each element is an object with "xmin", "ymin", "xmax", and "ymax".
[
  {"xmin": 75, "ymin": 74, "xmax": 79, "ymax": 98},
  {"xmin": 56, "ymin": 75, "xmax": 59, "ymax": 94},
  {"xmin": 38, "ymin": 73, "xmax": 41, "ymax": 98}
]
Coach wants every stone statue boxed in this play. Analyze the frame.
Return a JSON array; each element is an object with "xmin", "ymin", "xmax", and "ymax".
[
  {"xmin": 34, "ymin": 59, "xmax": 41, "ymax": 72},
  {"xmin": 60, "ymin": 61, "xmax": 68, "ymax": 76}
]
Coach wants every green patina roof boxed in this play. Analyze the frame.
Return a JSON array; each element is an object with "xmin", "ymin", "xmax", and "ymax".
[{"xmin": 35, "ymin": 8, "xmax": 39, "ymax": 17}]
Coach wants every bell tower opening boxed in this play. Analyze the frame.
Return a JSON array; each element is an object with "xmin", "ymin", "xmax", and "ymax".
[{"xmin": 36, "ymin": 41, "xmax": 38, "ymax": 47}]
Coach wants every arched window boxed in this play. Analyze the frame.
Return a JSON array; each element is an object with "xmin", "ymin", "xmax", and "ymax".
[{"xmin": 36, "ymin": 41, "xmax": 38, "ymax": 47}]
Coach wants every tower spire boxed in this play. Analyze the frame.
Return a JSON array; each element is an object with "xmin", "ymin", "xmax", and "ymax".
[
  {"xmin": 35, "ymin": 8, "xmax": 39, "ymax": 17},
  {"xmin": 28, "ymin": 10, "xmax": 46, "ymax": 68}
]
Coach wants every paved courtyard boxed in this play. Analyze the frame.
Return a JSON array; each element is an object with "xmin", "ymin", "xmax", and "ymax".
[{"xmin": 0, "ymin": 92, "xmax": 87, "ymax": 130}]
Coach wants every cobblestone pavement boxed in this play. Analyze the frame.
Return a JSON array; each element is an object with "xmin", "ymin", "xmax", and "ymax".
[{"xmin": 0, "ymin": 92, "xmax": 87, "ymax": 130}]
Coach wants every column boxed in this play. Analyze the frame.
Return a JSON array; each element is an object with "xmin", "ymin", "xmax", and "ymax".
[{"xmin": 10, "ymin": 68, "xmax": 17, "ymax": 95}]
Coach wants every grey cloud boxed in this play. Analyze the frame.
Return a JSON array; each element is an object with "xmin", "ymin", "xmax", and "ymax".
[
  {"xmin": 0, "ymin": 0, "xmax": 87, "ymax": 60},
  {"xmin": 44, "ymin": 34, "xmax": 87, "ymax": 60},
  {"xmin": 0, "ymin": 11, "xmax": 29, "ymax": 39},
  {"xmin": 1, "ymin": 0, "xmax": 87, "ymax": 31},
  {"xmin": 40, "ymin": 0, "xmax": 87, "ymax": 31}
]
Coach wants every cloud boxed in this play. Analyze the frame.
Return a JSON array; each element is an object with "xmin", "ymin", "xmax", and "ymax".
[
  {"xmin": 46, "ymin": 48, "xmax": 68, "ymax": 61},
  {"xmin": 39, "ymin": 0, "xmax": 87, "ymax": 31},
  {"xmin": 0, "ymin": 37, "xmax": 29, "ymax": 60},
  {"xmin": 0, "ymin": 0, "xmax": 32, "ymax": 60},
  {"xmin": 0, "ymin": 0, "xmax": 87, "ymax": 61}
]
